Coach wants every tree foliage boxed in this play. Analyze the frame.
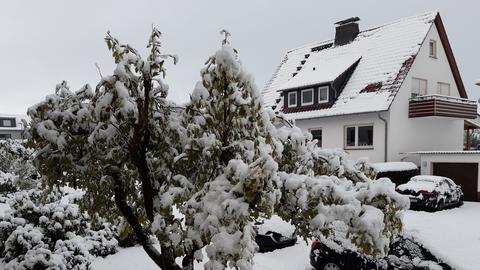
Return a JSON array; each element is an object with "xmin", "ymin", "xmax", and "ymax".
[{"xmin": 27, "ymin": 29, "xmax": 408, "ymax": 269}]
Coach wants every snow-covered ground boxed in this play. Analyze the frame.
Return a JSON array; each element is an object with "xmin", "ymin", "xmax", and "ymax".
[
  {"xmin": 92, "ymin": 241, "xmax": 312, "ymax": 270},
  {"xmin": 403, "ymin": 202, "xmax": 480, "ymax": 270},
  {"xmin": 2, "ymin": 201, "xmax": 479, "ymax": 269}
]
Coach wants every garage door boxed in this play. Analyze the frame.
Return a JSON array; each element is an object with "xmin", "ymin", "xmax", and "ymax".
[{"xmin": 432, "ymin": 163, "xmax": 478, "ymax": 201}]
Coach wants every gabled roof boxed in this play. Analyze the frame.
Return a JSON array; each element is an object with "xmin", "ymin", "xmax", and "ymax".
[{"xmin": 262, "ymin": 11, "xmax": 463, "ymax": 120}]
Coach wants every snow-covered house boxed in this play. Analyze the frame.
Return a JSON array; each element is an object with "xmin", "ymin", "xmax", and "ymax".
[
  {"xmin": 263, "ymin": 11, "xmax": 477, "ymax": 165},
  {"xmin": 0, "ymin": 114, "xmax": 28, "ymax": 140}
]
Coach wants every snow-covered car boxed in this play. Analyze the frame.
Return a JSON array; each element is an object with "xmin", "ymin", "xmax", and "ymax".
[
  {"xmin": 396, "ymin": 175, "xmax": 463, "ymax": 211},
  {"xmin": 255, "ymin": 230, "xmax": 297, "ymax": 253},
  {"xmin": 253, "ymin": 216, "xmax": 297, "ymax": 253},
  {"xmin": 309, "ymin": 235, "xmax": 452, "ymax": 270}
]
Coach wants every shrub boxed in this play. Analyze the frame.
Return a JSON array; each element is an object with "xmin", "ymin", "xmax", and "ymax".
[{"xmin": 0, "ymin": 188, "xmax": 118, "ymax": 269}]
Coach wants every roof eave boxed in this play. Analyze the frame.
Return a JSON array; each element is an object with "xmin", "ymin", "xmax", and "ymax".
[{"xmin": 434, "ymin": 13, "xmax": 468, "ymax": 98}]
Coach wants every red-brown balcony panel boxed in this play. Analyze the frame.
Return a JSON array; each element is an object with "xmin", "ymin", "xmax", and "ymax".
[{"xmin": 409, "ymin": 95, "xmax": 477, "ymax": 119}]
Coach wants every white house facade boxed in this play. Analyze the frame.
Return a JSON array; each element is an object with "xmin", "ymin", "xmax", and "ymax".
[{"xmin": 262, "ymin": 11, "xmax": 477, "ymax": 165}]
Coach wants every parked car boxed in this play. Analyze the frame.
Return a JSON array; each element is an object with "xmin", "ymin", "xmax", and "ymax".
[
  {"xmin": 310, "ymin": 235, "xmax": 451, "ymax": 270},
  {"xmin": 255, "ymin": 230, "xmax": 297, "ymax": 252},
  {"xmin": 396, "ymin": 175, "xmax": 463, "ymax": 211},
  {"xmin": 253, "ymin": 217, "xmax": 297, "ymax": 253}
]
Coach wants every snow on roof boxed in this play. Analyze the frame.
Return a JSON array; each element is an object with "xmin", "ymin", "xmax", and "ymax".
[
  {"xmin": 263, "ymin": 11, "xmax": 438, "ymax": 119},
  {"xmin": 371, "ymin": 162, "xmax": 418, "ymax": 173},
  {"xmin": 407, "ymin": 150, "xmax": 480, "ymax": 155},
  {"xmin": 0, "ymin": 113, "xmax": 28, "ymax": 131},
  {"xmin": 411, "ymin": 175, "xmax": 447, "ymax": 183},
  {"xmin": 277, "ymin": 53, "xmax": 361, "ymax": 91}
]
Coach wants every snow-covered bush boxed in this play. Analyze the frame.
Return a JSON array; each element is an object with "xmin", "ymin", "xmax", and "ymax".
[
  {"xmin": 0, "ymin": 188, "xmax": 118, "ymax": 269},
  {"xmin": 27, "ymin": 29, "xmax": 408, "ymax": 269},
  {"xmin": 0, "ymin": 140, "xmax": 39, "ymax": 196}
]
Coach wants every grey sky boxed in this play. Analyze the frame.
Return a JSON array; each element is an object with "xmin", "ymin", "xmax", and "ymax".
[{"xmin": 1, "ymin": 0, "xmax": 479, "ymax": 114}]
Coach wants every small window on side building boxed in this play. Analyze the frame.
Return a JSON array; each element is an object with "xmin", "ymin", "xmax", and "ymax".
[
  {"xmin": 429, "ymin": 40, "xmax": 437, "ymax": 58},
  {"xmin": 1, "ymin": 119, "xmax": 13, "ymax": 127}
]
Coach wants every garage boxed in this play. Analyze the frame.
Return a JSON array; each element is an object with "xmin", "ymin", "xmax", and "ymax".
[
  {"xmin": 412, "ymin": 151, "xmax": 480, "ymax": 202},
  {"xmin": 432, "ymin": 163, "xmax": 478, "ymax": 201}
]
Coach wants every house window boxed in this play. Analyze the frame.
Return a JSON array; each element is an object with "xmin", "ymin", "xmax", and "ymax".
[
  {"xmin": 1, "ymin": 119, "xmax": 13, "ymax": 127},
  {"xmin": 345, "ymin": 125, "xmax": 373, "ymax": 149},
  {"xmin": 287, "ymin": 92, "xmax": 297, "ymax": 107},
  {"xmin": 429, "ymin": 40, "xmax": 437, "ymax": 58},
  {"xmin": 301, "ymin": 89, "xmax": 314, "ymax": 106},
  {"xmin": 0, "ymin": 134, "xmax": 11, "ymax": 139},
  {"xmin": 411, "ymin": 78, "xmax": 427, "ymax": 98},
  {"xmin": 437, "ymin": 82, "xmax": 450, "ymax": 96},
  {"xmin": 310, "ymin": 129, "xmax": 322, "ymax": 147},
  {"xmin": 319, "ymin": 86, "xmax": 329, "ymax": 103}
]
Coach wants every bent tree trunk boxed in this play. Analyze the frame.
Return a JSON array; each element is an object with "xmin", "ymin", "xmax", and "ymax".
[{"xmin": 109, "ymin": 167, "xmax": 181, "ymax": 270}]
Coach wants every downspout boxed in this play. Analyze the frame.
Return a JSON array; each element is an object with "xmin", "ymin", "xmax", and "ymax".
[{"xmin": 378, "ymin": 113, "xmax": 388, "ymax": 162}]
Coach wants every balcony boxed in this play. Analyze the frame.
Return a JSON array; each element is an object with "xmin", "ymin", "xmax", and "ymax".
[{"xmin": 409, "ymin": 94, "xmax": 478, "ymax": 119}]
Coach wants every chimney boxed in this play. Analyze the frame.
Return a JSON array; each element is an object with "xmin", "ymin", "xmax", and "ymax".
[{"xmin": 334, "ymin": 17, "xmax": 360, "ymax": 46}]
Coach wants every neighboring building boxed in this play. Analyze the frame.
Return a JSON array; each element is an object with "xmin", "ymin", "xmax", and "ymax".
[
  {"xmin": 263, "ymin": 11, "xmax": 477, "ymax": 165},
  {"xmin": 0, "ymin": 114, "xmax": 28, "ymax": 140}
]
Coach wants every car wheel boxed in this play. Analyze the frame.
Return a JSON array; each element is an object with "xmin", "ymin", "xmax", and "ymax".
[
  {"xmin": 323, "ymin": 262, "xmax": 341, "ymax": 270},
  {"xmin": 436, "ymin": 200, "xmax": 444, "ymax": 211}
]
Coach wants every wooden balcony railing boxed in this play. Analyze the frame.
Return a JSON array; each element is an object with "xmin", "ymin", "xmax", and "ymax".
[{"xmin": 409, "ymin": 94, "xmax": 478, "ymax": 119}]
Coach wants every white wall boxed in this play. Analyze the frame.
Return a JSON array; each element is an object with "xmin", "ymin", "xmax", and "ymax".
[
  {"xmin": 0, "ymin": 130, "xmax": 24, "ymax": 139},
  {"xmin": 295, "ymin": 112, "xmax": 388, "ymax": 163},
  {"xmin": 408, "ymin": 24, "xmax": 460, "ymax": 97},
  {"xmin": 419, "ymin": 153, "xmax": 480, "ymax": 193},
  {"xmin": 388, "ymin": 24, "xmax": 465, "ymax": 164}
]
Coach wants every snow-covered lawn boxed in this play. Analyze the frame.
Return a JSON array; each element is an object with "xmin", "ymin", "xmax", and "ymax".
[
  {"xmin": 403, "ymin": 202, "xmax": 480, "ymax": 270},
  {"xmin": 92, "ymin": 241, "xmax": 312, "ymax": 270}
]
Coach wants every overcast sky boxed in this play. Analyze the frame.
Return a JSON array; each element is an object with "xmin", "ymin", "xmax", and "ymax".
[{"xmin": 1, "ymin": 0, "xmax": 479, "ymax": 114}]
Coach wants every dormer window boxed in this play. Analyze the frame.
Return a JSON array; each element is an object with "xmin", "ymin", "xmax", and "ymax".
[
  {"xmin": 319, "ymin": 86, "xmax": 329, "ymax": 103},
  {"xmin": 288, "ymin": 91, "xmax": 297, "ymax": 107},
  {"xmin": 429, "ymin": 40, "xmax": 437, "ymax": 58},
  {"xmin": 301, "ymin": 89, "xmax": 314, "ymax": 106}
]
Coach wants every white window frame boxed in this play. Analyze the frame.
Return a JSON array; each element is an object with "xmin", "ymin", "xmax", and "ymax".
[
  {"xmin": 344, "ymin": 124, "xmax": 374, "ymax": 149},
  {"xmin": 412, "ymin": 77, "xmax": 428, "ymax": 97},
  {"xmin": 429, "ymin": 39, "xmax": 437, "ymax": 58},
  {"xmin": 287, "ymin": 91, "xmax": 297, "ymax": 108},
  {"xmin": 437, "ymin": 82, "xmax": 450, "ymax": 96},
  {"xmin": 301, "ymin": 88, "xmax": 314, "ymax": 106},
  {"xmin": 309, "ymin": 128, "xmax": 323, "ymax": 147},
  {"xmin": 318, "ymin": 86, "xmax": 329, "ymax": 104}
]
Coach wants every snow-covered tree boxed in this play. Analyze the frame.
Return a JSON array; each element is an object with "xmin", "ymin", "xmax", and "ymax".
[
  {"xmin": 169, "ymin": 30, "xmax": 283, "ymax": 269},
  {"xmin": 27, "ymin": 29, "xmax": 408, "ymax": 269},
  {"xmin": 270, "ymin": 124, "xmax": 408, "ymax": 256},
  {"xmin": 28, "ymin": 28, "xmax": 183, "ymax": 269}
]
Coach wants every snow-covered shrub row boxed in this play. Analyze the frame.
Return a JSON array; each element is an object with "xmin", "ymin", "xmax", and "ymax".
[
  {"xmin": 27, "ymin": 29, "xmax": 409, "ymax": 269},
  {"xmin": 0, "ymin": 188, "xmax": 118, "ymax": 269}
]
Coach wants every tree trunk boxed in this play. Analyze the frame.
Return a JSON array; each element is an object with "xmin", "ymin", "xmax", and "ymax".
[{"xmin": 109, "ymin": 167, "xmax": 181, "ymax": 270}]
